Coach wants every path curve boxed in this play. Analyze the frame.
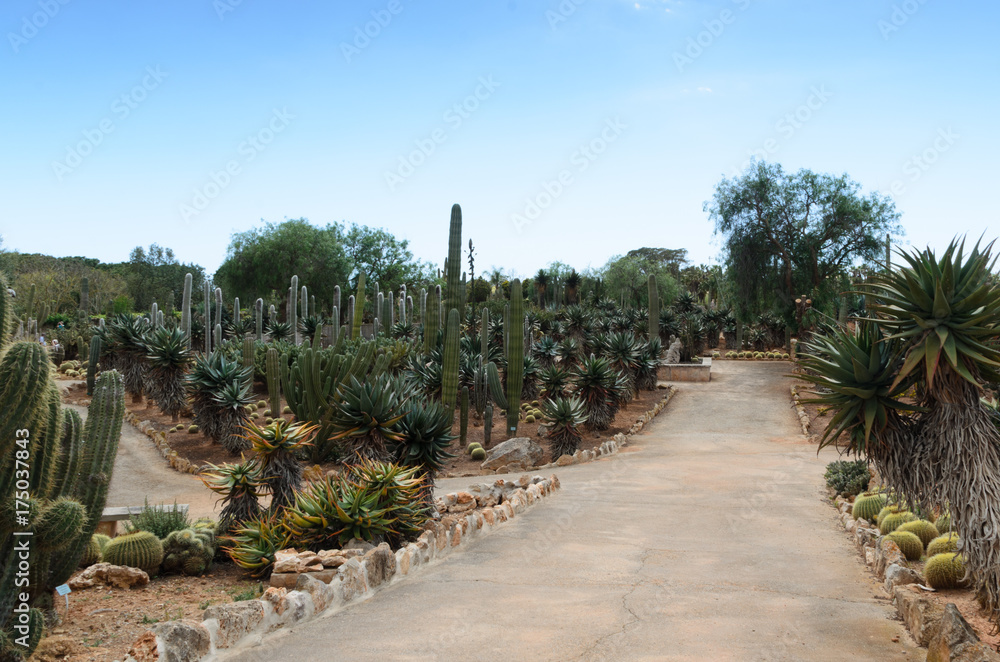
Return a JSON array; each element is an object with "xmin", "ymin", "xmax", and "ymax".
[{"xmin": 230, "ymin": 361, "xmax": 919, "ymax": 661}]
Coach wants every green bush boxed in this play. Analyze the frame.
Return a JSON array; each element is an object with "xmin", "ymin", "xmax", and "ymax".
[
  {"xmin": 123, "ymin": 499, "xmax": 190, "ymax": 539},
  {"xmin": 824, "ymin": 460, "xmax": 870, "ymax": 497}
]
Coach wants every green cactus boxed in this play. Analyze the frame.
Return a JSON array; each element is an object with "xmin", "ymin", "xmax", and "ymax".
[
  {"xmin": 876, "ymin": 504, "xmax": 906, "ymax": 527},
  {"xmin": 885, "ymin": 531, "xmax": 923, "ymax": 561},
  {"xmin": 255, "ymin": 298, "xmax": 264, "ymax": 341},
  {"xmin": 934, "ymin": 512, "xmax": 952, "ymax": 533},
  {"xmin": 460, "ymin": 386, "xmax": 469, "ymax": 443},
  {"xmin": 243, "ymin": 336, "xmax": 255, "ymax": 371},
  {"xmin": 189, "ymin": 425, "xmax": 199, "ymax": 433},
  {"xmin": 161, "ymin": 528, "xmax": 214, "ymax": 576},
  {"xmin": 879, "ymin": 511, "xmax": 917, "ymax": 535},
  {"xmin": 34, "ymin": 498, "xmax": 86, "ymax": 551},
  {"xmin": 851, "ymin": 492, "xmax": 887, "ymax": 522},
  {"xmin": 80, "ymin": 535, "xmax": 103, "ymax": 567},
  {"xmin": 352, "ymin": 273, "xmax": 365, "ymax": 340},
  {"xmin": 647, "ymin": 274, "xmax": 658, "ymax": 339},
  {"xmin": 466, "ymin": 442, "xmax": 482, "ymax": 454},
  {"xmin": 896, "ymin": 519, "xmax": 939, "ymax": 548},
  {"xmin": 266, "ymin": 347, "xmax": 281, "ymax": 419},
  {"xmin": 289, "ymin": 275, "xmax": 299, "ymax": 345},
  {"xmin": 927, "ymin": 532, "xmax": 961, "ymax": 557},
  {"xmin": 505, "ymin": 279, "xmax": 524, "ymax": 437},
  {"xmin": 445, "ymin": 204, "xmax": 463, "ymax": 316},
  {"xmin": 203, "ymin": 280, "xmax": 212, "ymax": 354},
  {"xmin": 441, "ymin": 309, "xmax": 461, "ymax": 412},
  {"xmin": 87, "ymin": 339, "xmax": 101, "ymax": 396},
  {"xmin": 924, "ymin": 553, "xmax": 966, "ymax": 589},
  {"xmin": 424, "ymin": 286, "xmax": 439, "ymax": 355},
  {"xmin": 484, "ymin": 403, "xmax": 493, "ymax": 448},
  {"xmin": 301, "ymin": 285, "xmax": 309, "ymax": 325},
  {"xmin": 471, "ymin": 447, "xmax": 486, "ymax": 462},
  {"xmin": 103, "ymin": 530, "xmax": 164, "ymax": 575}
]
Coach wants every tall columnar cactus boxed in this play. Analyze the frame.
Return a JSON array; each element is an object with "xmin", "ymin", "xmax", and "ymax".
[
  {"xmin": 301, "ymin": 285, "xmax": 308, "ymax": 325},
  {"xmin": 233, "ymin": 297, "xmax": 241, "ymax": 332},
  {"xmin": 333, "ymin": 285, "xmax": 341, "ymax": 325},
  {"xmin": 181, "ymin": 273, "xmax": 193, "ymax": 347},
  {"xmin": 506, "ymin": 279, "xmax": 524, "ymax": 438},
  {"xmin": 310, "ymin": 294, "xmax": 315, "ymax": 318},
  {"xmin": 87, "ymin": 335, "xmax": 101, "ymax": 396},
  {"xmin": 445, "ymin": 204, "xmax": 463, "ymax": 317},
  {"xmin": 352, "ymin": 273, "xmax": 366, "ymax": 340},
  {"xmin": 484, "ymin": 403, "xmax": 493, "ymax": 448},
  {"xmin": 460, "ymin": 386, "xmax": 469, "ymax": 443},
  {"xmin": 255, "ymin": 298, "xmax": 264, "ymax": 341},
  {"xmin": 423, "ymin": 288, "xmax": 438, "ymax": 355},
  {"xmin": 203, "ymin": 281, "xmax": 212, "ymax": 354},
  {"xmin": 214, "ymin": 324, "xmax": 222, "ymax": 352},
  {"xmin": 647, "ymin": 274, "xmax": 658, "ymax": 340},
  {"xmin": 151, "ymin": 302, "xmax": 159, "ymax": 328},
  {"xmin": 376, "ymin": 292, "xmax": 384, "ymax": 335},
  {"xmin": 420, "ymin": 288, "xmax": 427, "ymax": 327},
  {"xmin": 242, "ymin": 336, "xmax": 255, "ymax": 371},
  {"xmin": 399, "ymin": 285, "xmax": 407, "ymax": 325},
  {"xmin": 214, "ymin": 288, "xmax": 223, "ymax": 335},
  {"xmin": 442, "ymin": 309, "xmax": 461, "ymax": 413},
  {"xmin": 347, "ymin": 296, "xmax": 356, "ymax": 339},
  {"xmin": 266, "ymin": 348, "xmax": 281, "ymax": 417},
  {"xmin": 290, "ymin": 275, "xmax": 299, "ymax": 345},
  {"xmin": 80, "ymin": 277, "xmax": 90, "ymax": 318},
  {"xmin": 438, "ymin": 284, "xmax": 444, "ymax": 328},
  {"xmin": 389, "ymin": 291, "xmax": 395, "ymax": 329},
  {"xmin": 331, "ymin": 306, "xmax": 339, "ymax": 345}
]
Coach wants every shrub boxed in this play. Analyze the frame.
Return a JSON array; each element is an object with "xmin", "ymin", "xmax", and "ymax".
[
  {"xmin": 123, "ymin": 498, "xmax": 190, "ymax": 539},
  {"xmin": 824, "ymin": 460, "xmax": 870, "ymax": 497}
]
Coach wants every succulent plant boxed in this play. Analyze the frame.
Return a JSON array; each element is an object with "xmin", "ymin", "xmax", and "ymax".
[
  {"xmin": 876, "ymin": 504, "xmax": 906, "ymax": 526},
  {"xmin": 880, "ymin": 511, "xmax": 918, "ymax": 535},
  {"xmin": 541, "ymin": 396, "xmax": 587, "ymax": 459},
  {"xmin": 161, "ymin": 528, "xmax": 215, "ymax": 576},
  {"xmin": 934, "ymin": 512, "xmax": 952, "ymax": 533},
  {"xmin": 242, "ymin": 419, "xmax": 317, "ymax": 512},
  {"xmin": 201, "ymin": 460, "xmax": 265, "ymax": 536},
  {"xmin": 471, "ymin": 447, "xmax": 486, "ymax": 461},
  {"xmin": 393, "ymin": 400, "xmax": 457, "ymax": 490},
  {"xmin": 927, "ymin": 532, "xmax": 961, "ymax": 557},
  {"xmin": 224, "ymin": 513, "xmax": 290, "ymax": 578},
  {"xmin": 852, "ymin": 492, "xmax": 887, "ymax": 522},
  {"xmin": 330, "ymin": 374, "xmax": 408, "ymax": 462},
  {"xmin": 103, "ymin": 530, "xmax": 164, "ymax": 575},
  {"xmin": 145, "ymin": 326, "xmax": 193, "ymax": 423},
  {"xmin": 924, "ymin": 553, "xmax": 967, "ymax": 589},
  {"xmin": 896, "ymin": 519, "xmax": 939, "ymax": 548},
  {"xmin": 79, "ymin": 534, "xmax": 103, "ymax": 567},
  {"xmin": 885, "ymin": 531, "xmax": 924, "ymax": 561},
  {"xmin": 573, "ymin": 355, "xmax": 622, "ymax": 431}
]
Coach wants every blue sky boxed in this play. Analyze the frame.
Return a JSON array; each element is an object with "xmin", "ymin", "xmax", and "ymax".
[{"xmin": 1, "ymin": 0, "xmax": 997, "ymax": 278}]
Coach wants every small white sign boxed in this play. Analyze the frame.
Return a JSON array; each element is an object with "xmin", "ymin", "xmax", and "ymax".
[{"xmin": 55, "ymin": 584, "xmax": 71, "ymax": 596}]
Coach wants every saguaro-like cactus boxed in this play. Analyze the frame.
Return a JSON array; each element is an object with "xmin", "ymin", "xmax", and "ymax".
[
  {"xmin": 446, "ymin": 205, "xmax": 463, "ymax": 316},
  {"xmin": 242, "ymin": 336, "xmax": 255, "ymax": 371},
  {"xmin": 214, "ymin": 288, "xmax": 223, "ymax": 335},
  {"xmin": 255, "ymin": 298, "xmax": 264, "ymax": 341},
  {"xmin": 460, "ymin": 386, "xmax": 469, "ymax": 443},
  {"xmin": 87, "ymin": 335, "xmax": 101, "ymax": 396},
  {"xmin": 424, "ymin": 286, "xmax": 440, "ymax": 354},
  {"xmin": 505, "ymin": 279, "xmax": 524, "ymax": 437},
  {"xmin": 266, "ymin": 347, "xmax": 281, "ymax": 417},
  {"xmin": 181, "ymin": 273, "xmax": 193, "ymax": 346},
  {"xmin": 647, "ymin": 274, "xmax": 658, "ymax": 340},
  {"xmin": 352, "ymin": 273, "xmax": 366, "ymax": 340},
  {"xmin": 203, "ymin": 281, "xmax": 212, "ymax": 354},
  {"xmin": 290, "ymin": 275, "xmax": 299, "ymax": 345},
  {"xmin": 442, "ymin": 309, "xmax": 461, "ymax": 413}
]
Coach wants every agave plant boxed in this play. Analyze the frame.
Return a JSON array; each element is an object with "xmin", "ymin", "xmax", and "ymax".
[
  {"xmin": 572, "ymin": 354, "xmax": 622, "ymax": 431},
  {"xmin": 106, "ymin": 313, "xmax": 150, "ymax": 403},
  {"xmin": 299, "ymin": 314, "xmax": 325, "ymax": 341},
  {"xmin": 533, "ymin": 335, "xmax": 559, "ymax": 368},
  {"xmin": 224, "ymin": 513, "xmax": 290, "ymax": 578},
  {"xmin": 603, "ymin": 331, "xmax": 641, "ymax": 395},
  {"xmin": 329, "ymin": 374, "xmax": 409, "ymax": 461},
  {"xmin": 541, "ymin": 396, "xmax": 588, "ymax": 459},
  {"xmin": 563, "ymin": 305, "xmax": 589, "ymax": 339},
  {"xmin": 266, "ymin": 320, "xmax": 292, "ymax": 342},
  {"xmin": 225, "ymin": 316, "xmax": 253, "ymax": 339},
  {"xmin": 242, "ymin": 419, "xmax": 317, "ymax": 511},
  {"xmin": 145, "ymin": 326, "xmax": 193, "ymax": 422},
  {"xmin": 520, "ymin": 354, "xmax": 541, "ymax": 401},
  {"xmin": 678, "ymin": 313, "xmax": 706, "ymax": 362},
  {"xmin": 392, "ymin": 320, "xmax": 416, "ymax": 340},
  {"xmin": 393, "ymin": 400, "xmax": 457, "ymax": 484},
  {"xmin": 658, "ymin": 308, "xmax": 680, "ymax": 343},
  {"xmin": 557, "ymin": 337, "xmax": 581, "ymax": 368},
  {"xmin": 187, "ymin": 353, "xmax": 254, "ymax": 450},
  {"xmin": 201, "ymin": 459, "xmax": 265, "ymax": 536},
  {"xmin": 672, "ymin": 291, "xmax": 699, "ymax": 315},
  {"xmin": 408, "ymin": 353, "xmax": 443, "ymax": 398},
  {"xmin": 635, "ymin": 337, "xmax": 662, "ymax": 391},
  {"xmin": 539, "ymin": 365, "xmax": 571, "ymax": 399}
]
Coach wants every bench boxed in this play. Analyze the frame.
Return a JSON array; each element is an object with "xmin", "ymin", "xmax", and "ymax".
[{"xmin": 97, "ymin": 504, "xmax": 189, "ymax": 537}]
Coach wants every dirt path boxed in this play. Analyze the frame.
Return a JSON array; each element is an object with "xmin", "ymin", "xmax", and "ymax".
[
  {"xmin": 231, "ymin": 361, "xmax": 920, "ymax": 661},
  {"xmin": 64, "ymin": 399, "xmax": 219, "ymax": 520}
]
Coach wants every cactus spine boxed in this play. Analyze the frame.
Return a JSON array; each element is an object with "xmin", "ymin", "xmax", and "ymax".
[
  {"xmin": 647, "ymin": 274, "xmax": 658, "ymax": 340},
  {"xmin": 352, "ymin": 273, "xmax": 366, "ymax": 340},
  {"xmin": 290, "ymin": 275, "xmax": 299, "ymax": 345},
  {"xmin": 506, "ymin": 279, "xmax": 524, "ymax": 437},
  {"xmin": 460, "ymin": 386, "xmax": 469, "ymax": 443},
  {"xmin": 266, "ymin": 348, "xmax": 281, "ymax": 417},
  {"xmin": 181, "ymin": 273, "xmax": 193, "ymax": 347}
]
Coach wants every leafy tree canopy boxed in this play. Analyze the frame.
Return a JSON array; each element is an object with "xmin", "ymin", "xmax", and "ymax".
[{"xmin": 601, "ymin": 253, "xmax": 680, "ymax": 309}]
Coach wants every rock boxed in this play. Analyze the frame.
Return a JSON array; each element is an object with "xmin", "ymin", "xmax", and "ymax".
[
  {"xmin": 468, "ymin": 483, "xmax": 501, "ymax": 507},
  {"xmin": 894, "ymin": 585, "xmax": 945, "ymax": 647},
  {"xmin": 363, "ymin": 543, "xmax": 397, "ymax": 588},
  {"xmin": 396, "ymin": 548, "xmax": 411, "ymax": 576},
  {"xmin": 295, "ymin": 573, "xmax": 335, "ymax": 613},
  {"xmin": 152, "ymin": 620, "xmax": 212, "ymax": 662},
  {"xmin": 876, "ymin": 538, "xmax": 905, "ymax": 580},
  {"xmin": 128, "ymin": 630, "xmax": 159, "ymax": 662},
  {"xmin": 261, "ymin": 586, "xmax": 287, "ymax": 608},
  {"xmin": 273, "ymin": 549, "xmax": 302, "ymax": 574},
  {"xmin": 269, "ymin": 572, "xmax": 299, "ymax": 590},
  {"xmin": 556, "ymin": 454, "xmax": 575, "ymax": 466},
  {"xmin": 865, "ymin": 548, "xmax": 877, "ymax": 567},
  {"xmin": 665, "ymin": 339, "xmax": 681, "ymax": 364},
  {"xmin": 449, "ymin": 492, "xmax": 477, "ymax": 513},
  {"xmin": 202, "ymin": 600, "xmax": 266, "ymax": 649},
  {"xmin": 338, "ymin": 558, "xmax": 368, "ymax": 601},
  {"xmin": 69, "ymin": 563, "xmax": 149, "ymax": 590},
  {"xmin": 317, "ymin": 549, "xmax": 348, "ymax": 568},
  {"xmin": 481, "ymin": 437, "xmax": 544, "ymax": 471},
  {"xmin": 343, "ymin": 538, "xmax": 375, "ymax": 554},
  {"xmin": 884, "ymin": 563, "xmax": 922, "ymax": 592},
  {"xmin": 274, "ymin": 590, "xmax": 311, "ymax": 624},
  {"xmin": 928, "ymin": 603, "xmax": 1000, "ymax": 662}
]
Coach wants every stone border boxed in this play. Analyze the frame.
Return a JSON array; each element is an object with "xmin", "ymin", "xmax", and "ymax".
[
  {"xmin": 831, "ymin": 495, "xmax": 1000, "ymax": 660},
  {"xmin": 124, "ymin": 410, "xmax": 202, "ymax": 475},
  {"xmin": 789, "ymin": 385, "xmax": 812, "ymax": 438},
  {"xmin": 124, "ymin": 474, "xmax": 562, "ymax": 662}
]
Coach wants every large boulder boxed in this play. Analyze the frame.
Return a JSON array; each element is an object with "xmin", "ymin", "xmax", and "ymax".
[
  {"xmin": 480, "ymin": 437, "xmax": 544, "ymax": 471},
  {"xmin": 69, "ymin": 563, "xmax": 149, "ymax": 590},
  {"xmin": 927, "ymin": 603, "xmax": 1000, "ymax": 662}
]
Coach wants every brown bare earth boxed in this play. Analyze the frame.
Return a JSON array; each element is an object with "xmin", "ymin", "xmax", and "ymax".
[{"xmin": 29, "ymin": 563, "xmax": 257, "ymax": 662}]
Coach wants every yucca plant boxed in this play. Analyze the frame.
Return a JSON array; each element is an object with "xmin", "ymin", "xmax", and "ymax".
[
  {"xmin": 572, "ymin": 354, "xmax": 621, "ymax": 431},
  {"xmin": 266, "ymin": 320, "xmax": 292, "ymax": 341},
  {"xmin": 145, "ymin": 326, "xmax": 193, "ymax": 422},
  {"xmin": 224, "ymin": 513, "xmax": 290, "ymax": 578},
  {"xmin": 201, "ymin": 459, "xmax": 265, "ymax": 536},
  {"xmin": 329, "ymin": 374, "xmax": 409, "ymax": 462},
  {"xmin": 541, "ymin": 396, "xmax": 588, "ymax": 459},
  {"xmin": 242, "ymin": 419, "xmax": 317, "ymax": 512},
  {"xmin": 539, "ymin": 365, "xmax": 571, "ymax": 399}
]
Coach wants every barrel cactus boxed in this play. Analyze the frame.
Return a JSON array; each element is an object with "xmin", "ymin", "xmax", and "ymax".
[
  {"xmin": 885, "ymin": 531, "xmax": 924, "ymax": 561},
  {"xmin": 93, "ymin": 533, "xmax": 112, "ymax": 553},
  {"xmin": 924, "ymin": 553, "xmax": 967, "ymax": 590},
  {"xmin": 851, "ymin": 492, "xmax": 887, "ymax": 522},
  {"xmin": 934, "ymin": 512, "xmax": 952, "ymax": 534},
  {"xmin": 927, "ymin": 532, "xmax": 961, "ymax": 557},
  {"xmin": 896, "ymin": 520, "xmax": 939, "ymax": 548},
  {"xmin": 161, "ymin": 528, "xmax": 215, "ymax": 576},
  {"xmin": 79, "ymin": 535, "xmax": 103, "ymax": 567},
  {"xmin": 471, "ymin": 447, "xmax": 486, "ymax": 462},
  {"xmin": 876, "ymin": 504, "xmax": 907, "ymax": 527},
  {"xmin": 103, "ymin": 531, "xmax": 164, "ymax": 575},
  {"xmin": 880, "ymin": 511, "xmax": 917, "ymax": 534}
]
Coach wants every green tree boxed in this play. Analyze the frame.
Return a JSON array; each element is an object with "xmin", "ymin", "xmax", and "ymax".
[
  {"xmin": 706, "ymin": 161, "xmax": 901, "ymax": 323},
  {"xmin": 626, "ymin": 248, "xmax": 688, "ymax": 278},
  {"xmin": 601, "ymin": 253, "xmax": 679, "ymax": 308},
  {"xmin": 118, "ymin": 244, "xmax": 205, "ymax": 313},
  {"xmin": 215, "ymin": 219, "xmax": 351, "ymax": 315},
  {"xmin": 342, "ymin": 223, "xmax": 434, "ymax": 294}
]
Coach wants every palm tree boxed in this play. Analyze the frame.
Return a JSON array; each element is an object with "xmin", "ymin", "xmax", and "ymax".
[
  {"xmin": 535, "ymin": 269, "xmax": 548, "ymax": 307},
  {"xmin": 565, "ymin": 269, "xmax": 581, "ymax": 304}
]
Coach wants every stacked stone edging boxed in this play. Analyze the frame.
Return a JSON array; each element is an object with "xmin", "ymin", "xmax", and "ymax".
[
  {"xmin": 124, "ymin": 410, "xmax": 201, "ymax": 475},
  {"xmin": 789, "ymin": 385, "xmax": 812, "ymax": 438},
  {"xmin": 124, "ymin": 474, "xmax": 561, "ymax": 661},
  {"xmin": 831, "ymin": 494, "xmax": 1000, "ymax": 661}
]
